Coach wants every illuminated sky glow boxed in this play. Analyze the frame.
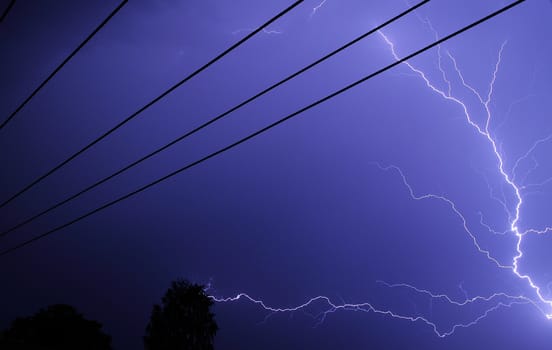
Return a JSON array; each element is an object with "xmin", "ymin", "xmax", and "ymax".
[{"xmin": 1, "ymin": 1, "xmax": 551, "ymax": 349}]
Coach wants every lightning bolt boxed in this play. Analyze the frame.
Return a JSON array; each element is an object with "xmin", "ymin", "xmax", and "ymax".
[
  {"xmin": 208, "ymin": 285, "xmax": 535, "ymax": 337},
  {"xmin": 368, "ymin": 162, "xmax": 510, "ymax": 269},
  {"xmin": 208, "ymin": 5, "xmax": 552, "ymax": 336},
  {"xmin": 232, "ymin": 0, "xmax": 332, "ymax": 37},
  {"xmin": 231, "ymin": 28, "xmax": 283, "ymax": 36},
  {"xmin": 309, "ymin": 0, "xmax": 327, "ymax": 19},
  {"xmin": 513, "ymin": 134, "xmax": 552, "ymax": 183},
  {"xmin": 376, "ymin": 24, "xmax": 552, "ymax": 319}
]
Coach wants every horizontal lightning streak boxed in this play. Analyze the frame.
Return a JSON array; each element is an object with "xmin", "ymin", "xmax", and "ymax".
[
  {"xmin": 377, "ymin": 280, "xmax": 540, "ymax": 310},
  {"xmin": 208, "ymin": 287, "xmax": 532, "ymax": 337},
  {"xmin": 232, "ymin": 28, "xmax": 283, "ymax": 35}
]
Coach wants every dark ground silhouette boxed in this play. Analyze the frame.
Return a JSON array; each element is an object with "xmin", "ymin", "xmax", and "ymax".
[
  {"xmin": 1, "ymin": 279, "xmax": 217, "ymax": 349},
  {"xmin": 144, "ymin": 279, "xmax": 218, "ymax": 350},
  {"xmin": 0, "ymin": 304, "xmax": 112, "ymax": 350}
]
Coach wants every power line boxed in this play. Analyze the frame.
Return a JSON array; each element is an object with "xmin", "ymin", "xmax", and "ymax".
[
  {"xmin": 0, "ymin": 0, "xmax": 429, "ymax": 239},
  {"xmin": 0, "ymin": 0, "xmax": 16, "ymax": 24},
  {"xmin": 0, "ymin": 0, "xmax": 304, "ymax": 209},
  {"xmin": 0, "ymin": 0, "xmax": 525, "ymax": 258},
  {"xmin": 0, "ymin": 0, "xmax": 128, "ymax": 131}
]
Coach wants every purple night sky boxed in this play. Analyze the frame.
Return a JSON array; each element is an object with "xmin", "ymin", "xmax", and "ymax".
[{"xmin": 1, "ymin": 0, "xmax": 552, "ymax": 349}]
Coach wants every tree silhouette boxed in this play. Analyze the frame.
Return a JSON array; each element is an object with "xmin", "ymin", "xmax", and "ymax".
[
  {"xmin": 144, "ymin": 279, "xmax": 218, "ymax": 350},
  {"xmin": 0, "ymin": 304, "xmax": 111, "ymax": 350}
]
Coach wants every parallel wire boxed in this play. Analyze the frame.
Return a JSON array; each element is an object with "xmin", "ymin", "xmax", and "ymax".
[
  {"xmin": 0, "ymin": 0, "xmax": 128, "ymax": 130},
  {"xmin": 0, "ymin": 0, "xmax": 304, "ymax": 208},
  {"xmin": 0, "ymin": 0, "xmax": 16, "ymax": 24},
  {"xmin": 0, "ymin": 0, "xmax": 525, "ymax": 257},
  {"xmin": 0, "ymin": 0, "xmax": 429, "ymax": 239}
]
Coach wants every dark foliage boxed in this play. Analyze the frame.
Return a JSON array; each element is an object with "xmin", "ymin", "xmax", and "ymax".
[
  {"xmin": 0, "ymin": 304, "xmax": 111, "ymax": 350},
  {"xmin": 144, "ymin": 279, "xmax": 218, "ymax": 350}
]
